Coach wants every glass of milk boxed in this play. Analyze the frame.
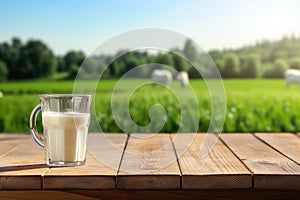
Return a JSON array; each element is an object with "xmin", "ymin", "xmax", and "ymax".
[{"xmin": 29, "ymin": 94, "xmax": 92, "ymax": 167}]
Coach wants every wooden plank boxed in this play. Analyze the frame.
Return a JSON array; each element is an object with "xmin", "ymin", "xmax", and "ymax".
[
  {"xmin": 69, "ymin": 189, "xmax": 300, "ymax": 200},
  {"xmin": 1, "ymin": 190, "xmax": 300, "ymax": 200},
  {"xmin": 0, "ymin": 135, "xmax": 48, "ymax": 189},
  {"xmin": 221, "ymin": 133, "xmax": 300, "ymax": 190},
  {"xmin": 0, "ymin": 190, "xmax": 98, "ymax": 200},
  {"xmin": 118, "ymin": 134, "xmax": 180, "ymax": 189},
  {"xmin": 0, "ymin": 134, "xmax": 31, "ymax": 158},
  {"xmin": 43, "ymin": 134, "xmax": 127, "ymax": 189},
  {"xmin": 172, "ymin": 133, "xmax": 252, "ymax": 189},
  {"xmin": 255, "ymin": 133, "xmax": 300, "ymax": 165}
]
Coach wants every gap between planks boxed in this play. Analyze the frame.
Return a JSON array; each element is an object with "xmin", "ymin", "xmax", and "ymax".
[
  {"xmin": 254, "ymin": 133, "xmax": 300, "ymax": 165},
  {"xmin": 117, "ymin": 134, "xmax": 181, "ymax": 189},
  {"xmin": 172, "ymin": 133, "xmax": 252, "ymax": 189},
  {"xmin": 221, "ymin": 133, "xmax": 300, "ymax": 190},
  {"xmin": 43, "ymin": 134, "xmax": 128, "ymax": 189},
  {"xmin": 219, "ymin": 134, "xmax": 255, "ymax": 189}
]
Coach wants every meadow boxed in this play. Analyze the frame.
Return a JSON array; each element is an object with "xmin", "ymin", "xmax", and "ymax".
[{"xmin": 1, "ymin": 79, "xmax": 300, "ymax": 133}]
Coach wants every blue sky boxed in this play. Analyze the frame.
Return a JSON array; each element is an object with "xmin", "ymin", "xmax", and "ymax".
[{"xmin": 1, "ymin": 0, "xmax": 300, "ymax": 55}]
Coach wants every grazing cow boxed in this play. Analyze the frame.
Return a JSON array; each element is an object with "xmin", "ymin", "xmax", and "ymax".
[
  {"xmin": 285, "ymin": 69, "xmax": 300, "ymax": 89},
  {"xmin": 177, "ymin": 71, "xmax": 189, "ymax": 87},
  {"xmin": 0, "ymin": 91, "xmax": 2, "ymax": 98},
  {"xmin": 151, "ymin": 69, "xmax": 173, "ymax": 87}
]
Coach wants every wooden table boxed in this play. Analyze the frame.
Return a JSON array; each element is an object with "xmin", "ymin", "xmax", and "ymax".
[{"xmin": 0, "ymin": 133, "xmax": 299, "ymax": 199}]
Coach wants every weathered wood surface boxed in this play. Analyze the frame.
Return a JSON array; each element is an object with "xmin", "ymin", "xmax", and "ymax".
[
  {"xmin": 0, "ymin": 190, "xmax": 300, "ymax": 200},
  {"xmin": 172, "ymin": 133, "xmax": 252, "ymax": 189},
  {"xmin": 0, "ymin": 134, "xmax": 30, "ymax": 158},
  {"xmin": 0, "ymin": 134, "xmax": 47, "ymax": 189},
  {"xmin": 221, "ymin": 133, "xmax": 300, "ymax": 190},
  {"xmin": 255, "ymin": 133, "xmax": 300, "ymax": 164},
  {"xmin": 0, "ymin": 133, "xmax": 299, "ymax": 194},
  {"xmin": 44, "ymin": 134, "xmax": 127, "ymax": 189},
  {"xmin": 118, "ymin": 134, "xmax": 181, "ymax": 189}
]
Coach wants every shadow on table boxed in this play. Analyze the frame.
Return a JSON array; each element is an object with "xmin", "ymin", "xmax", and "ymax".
[{"xmin": 0, "ymin": 164, "xmax": 47, "ymax": 172}]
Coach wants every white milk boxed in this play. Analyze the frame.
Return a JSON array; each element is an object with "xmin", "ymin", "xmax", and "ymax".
[{"xmin": 42, "ymin": 112, "xmax": 90, "ymax": 163}]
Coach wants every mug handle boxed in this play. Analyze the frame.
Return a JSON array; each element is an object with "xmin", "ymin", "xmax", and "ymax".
[{"xmin": 29, "ymin": 104, "xmax": 44, "ymax": 147}]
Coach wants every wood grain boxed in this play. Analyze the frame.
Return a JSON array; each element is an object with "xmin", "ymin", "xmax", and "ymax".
[
  {"xmin": 43, "ymin": 134, "xmax": 127, "ymax": 189},
  {"xmin": 0, "ymin": 135, "xmax": 47, "ymax": 189},
  {"xmin": 1, "ymin": 190, "xmax": 300, "ymax": 200},
  {"xmin": 255, "ymin": 133, "xmax": 300, "ymax": 164},
  {"xmin": 0, "ymin": 133, "xmax": 299, "ymax": 192},
  {"xmin": 0, "ymin": 134, "xmax": 31, "ymax": 158},
  {"xmin": 0, "ymin": 190, "xmax": 98, "ymax": 200},
  {"xmin": 221, "ymin": 133, "xmax": 300, "ymax": 190},
  {"xmin": 118, "ymin": 134, "xmax": 180, "ymax": 189},
  {"xmin": 70, "ymin": 189, "xmax": 300, "ymax": 200},
  {"xmin": 172, "ymin": 133, "xmax": 252, "ymax": 189}
]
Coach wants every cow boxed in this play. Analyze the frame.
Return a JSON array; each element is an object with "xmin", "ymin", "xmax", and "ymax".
[
  {"xmin": 285, "ymin": 69, "xmax": 300, "ymax": 89},
  {"xmin": 176, "ymin": 71, "xmax": 189, "ymax": 87},
  {"xmin": 151, "ymin": 69, "xmax": 173, "ymax": 87}
]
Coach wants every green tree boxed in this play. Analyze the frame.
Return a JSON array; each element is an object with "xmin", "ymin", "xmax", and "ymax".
[
  {"xmin": 222, "ymin": 53, "xmax": 240, "ymax": 78},
  {"xmin": 123, "ymin": 53, "xmax": 140, "ymax": 71},
  {"xmin": 172, "ymin": 53, "xmax": 190, "ymax": 72},
  {"xmin": 19, "ymin": 40, "xmax": 57, "ymax": 79},
  {"xmin": 4, "ymin": 38, "xmax": 22, "ymax": 79},
  {"xmin": 289, "ymin": 57, "xmax": 300, "ymax": 69},
  {"xmin": 69, "ymin": 64, "xmax": 80, "ymax": 79},
  {"xmin": 12, "ymin": 37, "xmax": 22, "ymax": 51},
  {"xmin": 182, "ymin": 39, "xmax": 198, "ymax": 62},
  {"xmin": 215, "ymin": 59, "xmax": 224, "ymax": 73},
  {"xmin": 70, "ymin": 57, "xmax": 106, "ymax": 79},
  {"xmin": 240, "ymin": 55, "xmax": 260, "ymax": 78},
  {"xmin": 273, "ymin": 59, "xmax": 288, "ymax": 78},
  {"xmin": 83, "ymin": 57, "xmax": 99, "ymax": 74},
  {"xmin": 56, "ymin": 56, "xmax": 65, "ymax": 72},
  {"xmin": 156, "ymin": 53, "xmax": 174, "ymax": 68},
  {"xmin": 263, "ymin": 59, "xmax": 288, "ymax": 78},
  {"xmin": 63, "ymin": 51, "xmax": 85, "ymax": 71},
  {"xmin": 0, "ymin": 42, "xmax": 13, "ymax": 79},
  {"xmin": 0, "ymin": 60, "xmax": 8, "ymax": 81},
  {"xmin": 209, "ymin": 50, "xmax": 225, "ymax": 76},
  {"xmin": 109, "ymin": 60, "xmax": 125, "ymax": 77},
  {"xmin": 18, "ymin": 53, "xmax": 34, "ymax": 78}
]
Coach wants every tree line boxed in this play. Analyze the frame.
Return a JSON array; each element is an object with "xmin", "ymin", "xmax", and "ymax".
[
  {"xmin": 1, "ymin": 35, "xmax": 300, "ymax": 81},
  {"xmin": 210, "ymin": 35, "xmax": 300, "ymax": 79}
]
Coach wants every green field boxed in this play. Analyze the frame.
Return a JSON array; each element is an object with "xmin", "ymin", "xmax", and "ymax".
[{"xmin": 1, "ymin": 79, "xmax": 300, "ymax": 133}]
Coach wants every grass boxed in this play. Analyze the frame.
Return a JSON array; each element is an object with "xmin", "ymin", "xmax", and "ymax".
[{"xmin": 0, "ymin": 79, "xmax": 300, "ymax": 133}]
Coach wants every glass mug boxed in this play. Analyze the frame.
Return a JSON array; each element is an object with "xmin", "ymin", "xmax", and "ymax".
[{"xmin": 29, "ymin": 94, "xmax": 92, "ymax": 166}]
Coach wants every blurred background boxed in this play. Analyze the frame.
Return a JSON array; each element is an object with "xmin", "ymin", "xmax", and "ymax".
[{"xmin": 1, "ymin": 0, "xmax": 300, "ymax": 133}]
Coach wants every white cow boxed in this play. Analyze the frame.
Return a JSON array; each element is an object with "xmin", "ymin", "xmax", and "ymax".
[
  {"xmin": 177, "ymin": 71, "xmax": 189, "ymax": 87},
  {"xmin": 0, "ymin": 91, "xmax": 2, "ymax": 98},
  {"xmin": 285, "ymin": 69, "xmax": 300, "ymax": 89},
  {"xmin": 151, "ymin": 69, "xmax": 172, "ymax": 87}
]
